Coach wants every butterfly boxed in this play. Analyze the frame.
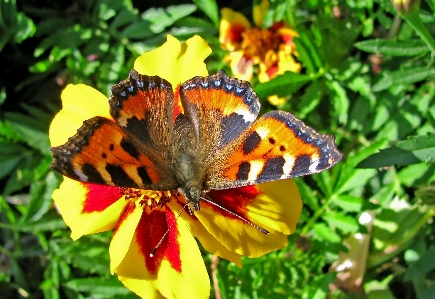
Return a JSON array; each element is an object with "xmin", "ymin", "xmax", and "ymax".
[{"xmin": 51, "ymin": 70, "xmax": 343, "ymax": 211}]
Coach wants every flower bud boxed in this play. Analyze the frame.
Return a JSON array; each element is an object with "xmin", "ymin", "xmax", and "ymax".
[{"xmin": 391, "ymin": 0, "xmax": 420, "ymax": 15}]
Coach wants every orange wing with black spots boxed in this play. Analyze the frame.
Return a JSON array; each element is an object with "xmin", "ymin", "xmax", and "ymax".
[
  {"xmin": 179, "ymin": 70, "xmax": 260, "ymax": 166},
  {"xmin": 206, "ymin": 110, "xmax": 343, "ymax": 189},
  {"xmin": 51, "ymin": 117, "xmax": 178, "ymax": 190},
  {"xmin": 109, "ymin": 70, "xmax": 176, "ymax": 156}
]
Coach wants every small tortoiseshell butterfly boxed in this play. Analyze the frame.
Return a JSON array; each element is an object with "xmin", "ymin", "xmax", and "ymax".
[{"xmin": 51, "ymin": 70, "xmax": 343, "ymax": 211}]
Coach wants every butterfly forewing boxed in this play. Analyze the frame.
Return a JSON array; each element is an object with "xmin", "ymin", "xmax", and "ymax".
[
  {"xmin": 180, "ymin": 70, "xmax": 260, "ymax": 167},
  {"xmin": 51, "ymin": 117, "xmax": 178, "ymax": 190}
]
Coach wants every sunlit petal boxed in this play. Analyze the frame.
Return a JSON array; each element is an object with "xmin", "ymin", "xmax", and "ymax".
[
  {"xmin": 52, "ymin": 178, "xmax": 128, "ymax": 240},
  {"xmin": 253, "ymin": 0, "xmax": 270, "ymax": 27},
  {"xmin": 220, "ymin": 8, "xmax": 251, "ymax": 51},
  {"xmin": 169, "ymin": 201, "xmax": 242, "ymax": 267},
  {"xmin": 114, "ymin": 207, "xmax": 210, "ymax": 299},
  {"xmin": 195, "ymin": 180, "xmax": 302, "ymax": 257},
  {"xmin": 134, "ymin": 35, "xmax": 211, "ymax": 88},
  {"xmin": 49, "ymin": 84, "xmax": 112, "ymax": 147}
]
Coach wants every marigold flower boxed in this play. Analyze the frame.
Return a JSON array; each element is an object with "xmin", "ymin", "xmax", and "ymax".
[
  {"xmin": 219, "ymin": 0, "xmax": 301, "ymax": 105},
  {"xmin": 50, "ymin": 35, "xmax": 302, "ymax": 299}
]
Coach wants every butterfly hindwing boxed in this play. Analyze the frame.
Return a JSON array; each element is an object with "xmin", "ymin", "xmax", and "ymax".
[
  {"xmin": 206, "ymin": 110, "xmax": 343, "ymax": 189},
  {"xmin": 51, "ymin": 117, "xmax": 178, "ymax": 190},
  {"xmin": 180, "ymin": 70, "xmax": 260, "ymax": 166}
]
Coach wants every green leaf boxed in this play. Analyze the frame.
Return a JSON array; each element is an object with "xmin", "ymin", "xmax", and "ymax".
[
  {"xmin": 326, "ymin": 80, "xmax": 349, "ymax": 124},
  {"xmin": 333, "ymin": 195, "xmax": 364, "ymax": 212},
  {"xmin": 297, "ymin": 81, "xmax": 321, "ymax": 119},
  {"xmin": 405, "ymin": 245, "xmax": 435, "ymax": 281},
  {"xmin": 373, "ymin": 67, "xmax": 435, "ymax": 92},
  {"xmin": 322, "ymin": 211, "xmax": 360, "ymax": 233},
  {"xmin": 121, "ymin": 20, "xmax": 154, "ymax": 39},
  {"xmin": 312, "ymin": 223, "xmax": 341, "ymax": 243},
  {"xmin": 357, "ymin": 134, "xmax": 435, "ymax": 168},
  {"xmin": 254, "ymin": 72, "xmax": 313, "ymax": 98},
  {"xmin": 142, "ymin": 4, "xmax": 197, "ymax": 34},
  {"xmin": 109, "ymin": 9, "xmax": 138, "ymax": 29},
  {"xmin": 14, "ymin": 12, "xmax": 36, "ymax": 43},
  {"xmin": 19, "ymin": 211, "xmax": 66, "ymax": 232},
  {"xmin": 335, "ymin": 139, "xmax": 389, "ymax": 194},
  {"xmin": 354, "ymin": 39, "xmax": 429, "ymax": 56},
  {"xmin": 192, "ymin": 0, "xmax": 219, "ymax": 27},
  {"xmin": 65, "ymin": 277, "xmax": 132, "ymax": 296},
  {"xmin": 0, "ymin": 154, "xmax": 22, "ymax": 179}
]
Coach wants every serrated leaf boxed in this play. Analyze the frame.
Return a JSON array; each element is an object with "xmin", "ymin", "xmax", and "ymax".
[
  {"xmin": 326, "ymin": 80, "xmax": 349, "ymax": 124},
  {"xmin": 254, "ymin": 72, "xmax": 313, "ymax": 98},
  {"xmin": 142, "ymin": 4, "xmax": 197, "ymax": 34},
  {"xmin": 373, "ymin": 67, "xmax": 435, "ymax": 92},
  {"xmin": 354, "ymin": 39, "xmax": 428, "ymax": 56},
  {"xmin": 357, "ymin": 134, "xmax": 435, "ymax": 168}
]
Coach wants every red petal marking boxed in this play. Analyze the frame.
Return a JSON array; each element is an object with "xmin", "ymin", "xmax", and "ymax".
[
  {"xmin": 226, "ymin": 24, "xmax": 246, "ymax": 43},
  {"xmin": 206, "ymin": 186, "xmax": 260, "ymax": 220},
  {"xmin": 270, "ymin": 21, "xmax": 285, "ymax": 32},
  {"xmin": 281, "ymin": 34, "xmax": 294, "ymax": 44},
  {"xmin": 266, "ymin": 64, "xmax": 279, "ymax": 79},
  {"xmin": 136, "ymin": 209, "xmax": 181, "ymax": 275},
  {"xmin": 82, "ymin": 183, "xmax": 123, "ymax": 213}
]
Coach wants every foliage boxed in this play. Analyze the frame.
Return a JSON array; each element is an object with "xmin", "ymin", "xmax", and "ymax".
[{"xmin": 1, "ymin": 0, "xmax": 435, "ymax": 298}]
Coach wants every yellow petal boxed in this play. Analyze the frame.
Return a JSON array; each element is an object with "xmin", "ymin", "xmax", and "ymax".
[
  {"xmin": 195, "ymin": 180, "xmax": 302, "ymax": 257},
  {"xmin": 168, "ymin": 201, "xmax": 242, "ymax": 267},
  {"xmin": 109, "ymin": 202, "xmax": 144, "ymax": 273},
  {"xmin": 134, "ymin": 35, "xmax": 211, "ymax": 88},
  {"xmin": 253, "ymin": 0, "xmax": 270, "ymax": 27},
  {"xmin": 49, "ymin": 84, "xmax": 111, "ymax": 147},
  {"xmin": 219, "ymin": 8, "xmax": 251, "ymax": 51},
  {"xmin": 277, "ymin": 50, "xmax": 302, "ymax": 74},
  {"xmin": 267, "ymin": 95, "xmax": 287, "ymax": 106},
  {"xmin": 247, "ymin": 180, "xmax": 302, "ymax": 235},
  {"xmin": 52, "ymin": 178, "xmax": 128, "ymax": 240},
  {"xmin": 196, "ymin": 203, "xmax": 288, "ymax": 257},
  {"xmin": 114, "ymin": 208, "xmax": 210, "ymax": 299}
]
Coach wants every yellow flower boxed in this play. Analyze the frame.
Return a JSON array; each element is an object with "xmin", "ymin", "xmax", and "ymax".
[
  {"xmin": 50, "ymin": 35, "xmax": 303, "ymax": 299},
  {"xmin": 219, "ymin": 0, "xmax": 301, "ymax": 105}
]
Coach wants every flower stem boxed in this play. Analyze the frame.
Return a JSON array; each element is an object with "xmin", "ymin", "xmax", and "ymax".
[{"xmin": 401, "ymin": 10, "xmax": 435, "ymax": 53}]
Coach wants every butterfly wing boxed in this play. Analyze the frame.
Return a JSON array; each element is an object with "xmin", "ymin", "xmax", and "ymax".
[
  {"xmin": 51, "ymin": 70, "xmax": 179, "ymax": 190},
  {"xmin": 206, "ymin": 110, "xmax": 343, "ymax": 189},
  {"xmin": 179, "ymin": 70, "xmax": 260, "ymax": 167}
]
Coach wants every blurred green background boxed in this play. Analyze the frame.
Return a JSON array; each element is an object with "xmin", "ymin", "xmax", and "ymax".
[{"xmin": 1, "ymin": 0, "xmax": 435, "ymax": 298}]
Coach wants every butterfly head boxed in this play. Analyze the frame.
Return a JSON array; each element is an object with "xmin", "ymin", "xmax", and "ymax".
[{"xmin": 178, "ymin": 186, "xmax": 202, "ymax": 211}]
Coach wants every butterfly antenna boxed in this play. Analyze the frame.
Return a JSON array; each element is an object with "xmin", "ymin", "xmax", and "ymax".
[
  {"xmin": 150, "ymin": 202, "xmax": 189, "ymax": 257},
  {"xmin": 200, "ymin": 195, "xmax": 269, "ymax": 235}
]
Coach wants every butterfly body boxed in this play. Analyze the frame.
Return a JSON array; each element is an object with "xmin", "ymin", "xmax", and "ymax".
[{"xmin": 51, "ymin": 70, "xmax": 342, "ymax": 210}]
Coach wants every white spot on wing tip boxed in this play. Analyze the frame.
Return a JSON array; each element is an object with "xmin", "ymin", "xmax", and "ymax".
[{"xmin": 308, "ymin": 159, "xmax": 320, "ymax": 174}]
